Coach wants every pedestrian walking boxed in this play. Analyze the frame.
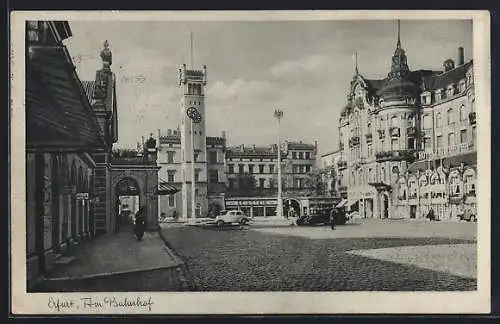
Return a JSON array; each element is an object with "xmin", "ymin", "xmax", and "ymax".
[
  {"xmin": 134, "ymin": 206, "xmax": 146, "ymax": 241},
  {"xmin": 330, "ymin": 208, "xmax": 336, "ymax": 230}
]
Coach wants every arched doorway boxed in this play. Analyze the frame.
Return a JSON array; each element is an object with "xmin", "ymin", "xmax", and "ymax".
[
  {"xmin": 283, "ymin": 198, "xmax": 301, "ymax": 218},
  {"xmin": 383, "ymin": 193, "xmax": 389, "ymax": 219},
  {"xmin": 51, "ymin": 156, "xmax": 61, "ymax": 253},
  {"xmin": 115, "ymin": 177, "xmax": 141, "ymax": 231}
]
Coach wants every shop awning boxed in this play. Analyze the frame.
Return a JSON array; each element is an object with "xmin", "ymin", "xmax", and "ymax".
[
  {"xmin": 336, "ymin": 199, "xmax": 348, "ymax": 208},
  {"xmin": 158, "ymin": 179, "xmax": 179, "ymax": 196}
]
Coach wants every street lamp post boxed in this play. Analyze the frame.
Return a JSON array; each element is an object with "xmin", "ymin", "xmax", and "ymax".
[{"xmin": 274, "ymin": 109, "xmax": 284, "ymax": 219}]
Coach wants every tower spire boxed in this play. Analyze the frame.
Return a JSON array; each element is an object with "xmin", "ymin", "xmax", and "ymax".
[
  {"xmin": 190, "ymin": 31, "xmax": 194, "ymax": 69},
  {"xmin": 355, "ymin": 51, "xmax": 359, "ymax": 75},
  {"xmin": 397, "ymin": 20, "xmax": 401, "ymax": 48}
]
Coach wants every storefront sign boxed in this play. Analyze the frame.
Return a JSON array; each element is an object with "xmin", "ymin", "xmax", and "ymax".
[
  {"xmin": 226, "ymin": 199, "xmax": 277, "ymax": 207},
  {"xmin": 76, "ymin": 192, "xmax": 89, "ymax": 200}
]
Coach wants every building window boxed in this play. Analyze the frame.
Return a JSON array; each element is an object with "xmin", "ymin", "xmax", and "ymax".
[
  {"xmin": 447, "ymin": 108, "xmax": 454, "ymax": 125},
  {"xmin": 423, "ymin": 137, "xmax": 432, "ymax": 150},
  {"xmin": 269, "ymin": 165, "xmax": 275, "ymax": 174},
  {"xmin": 436, "ymin": 135, "xmax": 443, "ymax": 148},
  {"xmin": 167, "ymin": 151, "xmax": 175, "ymax": 163},
  {"xmin": 408, "ymin": 115, "xmax": 414, "ymax": 127},
  {"xmin": 390, "ymin": 116, "xmax": 398, "ymax": 127},
  {"xmin": 423, "ymin": 114, "xmax": 432, "ymax": 129},
  {"xmin": 194, "ymin": 169, "xmax": 201, "ymax": 182},
  {"xmin": 367, "ymin": 143, "xmax": 373, "ymax": 156},
  {"xmin": 258, "ymin": 164, "xmax": 265, "ymax": 174},
  {"xmin": 380, "ymin": 167, "xmax": 385, "ymax": 183},
  {"xmin": 208, "ymin": 151, "xmax": 217, "ymax": 164},
  {"xmin": 228, "ymin": 164, "xmax": 234, "ymax": 174},
  {"xmin": 238, "ymin": 164, "xmax": 244, "ymax": 174},
  {"xmin": 248, "ymin": 164, "xmax": 254, "ymax": 174},
  {"xmin": 391, "ymin": 138, "xmax": 399, "ymax": 151},
  {"xmin": 305, "ymin": 152, "xmax": 311, "ymax": 160},
  {"xmin": 259, "ymin": 178, "xmax": 265, "ymax": 188},
  {"xmin": 168, "ymin": 195, "xmax": 175, "ymax": 207},
  {"xmin": 408, "ymin": 138, "xmax": 415, "ymax": 150},
  {"xmin": 472, "ymin": 126, "xmax": 476, "ymax": 143},
  {"xmin": 436, "ymin": 112, "xmax": 442, "ymax": 127},
  {"xmin": 460, "ymin": 104, "xmax": 467, "ymax": 121},
  {"xmin": 299, "ymin": 152, "xmax": 304, "ymax": 159},
  {"xmin": 448, "ymin": 133, "xmax": 455, "ymax": 146},
  {"xmin": 305, "ymin": 165, "xmax": 311, "ymax": 173},
  {"xmin": 460, "ymin": 129, "xmax": 468, "ymax": 143},
  {"xmin": 209, "ymin": 169, "xmax": 218, "ymax": 183},
  {"xmin": 292, "ymin": 152, "xmax": 297, "ymax": 159},
  {"xmin": 194, "ymin": 152, "xmax": 199, "ymax": 162},
  {"xmin": 293, "ymin": 165, "xmax": 299, "ymax": 174},
  {"xmin": 167, "ymin": 171, "xmax": 175, "ymax": 183}
]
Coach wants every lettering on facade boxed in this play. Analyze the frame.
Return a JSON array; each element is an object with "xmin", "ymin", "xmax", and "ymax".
[{"xmin": 226, "ymin": 200, "xmax": 277, "ymax": 207}]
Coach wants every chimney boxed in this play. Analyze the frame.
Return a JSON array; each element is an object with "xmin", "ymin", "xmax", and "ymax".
[
  {"xmin": 458, "ymin": 47, "xmax": 464, "ymax": 66},
  {"xmin": 167, "ymin": 129, "xmax": 172, "ymax": 136},
  {"xmin": 221, "ymin": 131, "xmax": 226, "ymax": 139},
  {"xmin": 240, "ymin": 144, "xmax": 244, "ymax": 152},
  {"xmin": 253, "ymin": 144, "xmax": 256, "ymax": 150}
]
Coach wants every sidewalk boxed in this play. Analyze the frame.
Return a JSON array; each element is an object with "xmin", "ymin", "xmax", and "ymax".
[{"xmin": 42, "ymin": 226, "xmax": 183, "ymax": 281}]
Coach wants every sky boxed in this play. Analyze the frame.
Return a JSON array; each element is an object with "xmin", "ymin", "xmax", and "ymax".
[{"xmin": 64, "ymin": 19, "xmax": 472, "ymax": 156}]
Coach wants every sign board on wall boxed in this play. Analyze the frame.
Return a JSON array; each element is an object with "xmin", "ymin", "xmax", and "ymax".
[
  {"xmin": 225, "ymin": 199, "xmax": 277, "ymax": 207},
  {"xmin": 76, "ymin": 193, "xmax": 89, "ymax": 200}
]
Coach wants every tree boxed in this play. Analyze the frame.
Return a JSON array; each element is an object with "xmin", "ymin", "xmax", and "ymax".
[
  {"xmin": 303, "ymin": 165, "xmax": 336, "ymax": 197},
  {"xmin": 208, "ymin": 201, "xmax": 223, "ymax": 217},
  {"xmin": 228, "ymin": 173, "xmax": 257, "ymax": 197}
]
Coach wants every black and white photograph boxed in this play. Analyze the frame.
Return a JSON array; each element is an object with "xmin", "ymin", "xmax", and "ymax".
[{"xmin": 10, "ymin": 10, "xmax": 490, "ymax": 314}]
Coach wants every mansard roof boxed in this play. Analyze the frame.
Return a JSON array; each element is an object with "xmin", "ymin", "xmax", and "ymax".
[{"xmin": 421, "ymin": 60, "xmax": 473, "ymax": 91}]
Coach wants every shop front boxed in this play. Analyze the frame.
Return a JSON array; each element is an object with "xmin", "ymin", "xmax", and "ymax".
[{"xmin": 224, "ymin": 197, "xmax": 279, "ymax": 217}]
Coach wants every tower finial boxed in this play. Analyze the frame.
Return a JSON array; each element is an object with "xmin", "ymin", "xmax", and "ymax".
[
  {"xmin": 355, "ymin": 51, "xmax": 359, "ymax": 75},
  {"xmin": 190, "ymin": 31, "xmax": 194, "ymax": 69},
  {"xmin": 397, "ymin": 20, "xmax": 401, "ymax": 48}
]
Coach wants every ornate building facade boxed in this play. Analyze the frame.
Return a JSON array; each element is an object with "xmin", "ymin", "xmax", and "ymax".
[{"xmin": 336, "ymin": 25, "xmax": 477, "ymax": 221}]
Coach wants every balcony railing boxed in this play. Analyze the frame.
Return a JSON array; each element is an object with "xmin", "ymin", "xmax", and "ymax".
[
  {"xmin": 390, "ymin": 127, "xmax": 401, "ymax": 138},
  {"xmin": 375, "ymin": 149, "xmax": 417, "ymax": 162},
  {"xmin": 469, "ymin": 112, "xmax": 476, "ymax": 125},
  {"xmin": 337, "ymin": 160, "xmax": 347, "ymax": 169},
  {"xmin": 349, "ymin": 136, "xmax": 360, "ymax": 147}
]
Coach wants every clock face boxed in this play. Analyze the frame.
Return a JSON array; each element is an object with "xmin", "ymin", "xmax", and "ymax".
[{"xmin": 186, "ymin": 107, "xmax": 202, "ymax": 123}]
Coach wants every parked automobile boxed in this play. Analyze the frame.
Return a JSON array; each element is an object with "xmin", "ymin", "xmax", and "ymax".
[
  {"xmin": 205, "ymin": 210, "xmax": 250, "ymax": 228},
  {"xmin": 459, "ymin": 209, "xmax": 477, "ymax": 222}
]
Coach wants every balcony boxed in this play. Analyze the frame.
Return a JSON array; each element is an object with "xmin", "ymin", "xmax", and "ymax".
[
  {"xmin": 377, "ymin": 129, "xmax": 385, "ymax": 139},
  {"xmin": 390, "ymin": 127, "xmax": 401, "ymax": 138},
  {"xmin": 337, "ymin": 160, "xmax": 347, "ymax": 170},
  {"xmin": 407, "ymin": 126, "xmax": 417, "ymax": 137},
  {"xmin": 469, "ymin": 112, "xmax": 476, "ymax": 125},
  {"xmin": 375, "ymin": 149, "xmax": 417, "ymax": 163},
  {"xmin": 349, "ymin": 136, "xmax": 360, "ymax": 147}
]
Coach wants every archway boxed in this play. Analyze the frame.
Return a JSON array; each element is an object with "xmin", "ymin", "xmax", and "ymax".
[
  {"xmin": 115, "ymin": 177, "xmax": 141, "ymax": 230},
  {"xmin": 51, "ymin": 156, "xmax": 61, "ymax": 253},
  {"xmin": 283, "ymin": 198, "xmax": 301, "ymax": 218}
]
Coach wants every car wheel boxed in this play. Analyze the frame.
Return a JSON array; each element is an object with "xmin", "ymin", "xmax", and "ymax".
[
  {"xmin": 469, "ymin": 215, "xmax": 476, "ymax": 222},
  {"xmin": 216, "ymin": 220, "xmax": 224, "ymax": 228},
  {"xmin": 240, "ymin": 218, "xmax": 248, "ymax": 225}
]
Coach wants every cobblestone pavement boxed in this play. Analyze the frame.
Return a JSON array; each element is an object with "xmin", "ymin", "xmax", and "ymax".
[{"xmin": 160, "ymin": 224, "xmax": 477, "ymax": 291}]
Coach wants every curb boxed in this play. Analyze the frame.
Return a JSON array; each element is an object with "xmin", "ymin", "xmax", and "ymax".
[{"xmin": 44, "ymin": 232, "xmax": 184, "ymax": 282}]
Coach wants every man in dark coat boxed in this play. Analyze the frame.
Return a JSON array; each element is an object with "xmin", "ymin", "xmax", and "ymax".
[
  {"xmin": 134, "ymin": 206, "xmax": 146, "ymax": 241},
  {"xmin": 330, "ymin": 208, "xmax": 336, "ymax": 230}
]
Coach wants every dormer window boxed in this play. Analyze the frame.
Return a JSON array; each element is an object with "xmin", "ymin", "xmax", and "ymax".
[
  {"xmin": 447, "ymin": 85, "xmax": 455, "ymax": 98},
  {"xmin": 435, "ymin": 90, "xmax": 442, "ymax": 101}
]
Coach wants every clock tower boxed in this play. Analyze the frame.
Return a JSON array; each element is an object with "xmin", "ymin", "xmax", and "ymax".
[{"xmin": 178, "ymin": 64, "xmax": 208, "ymax": 218}]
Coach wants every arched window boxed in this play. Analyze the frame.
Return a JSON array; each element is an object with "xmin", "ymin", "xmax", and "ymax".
[
  {"xmin": 459, "ymin": 104, "xmax": 467, "ymax": 121},
  {"xmin": 390, "ymin": 116, "xmax": 398, "ymax": 128},
  {"xmin": 436, "ymin": 112, "xmax": 442, "ymax": 127},
  {"xmin": 447, "ymin": 108, "xmax": 454, "ymax": 125}
]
